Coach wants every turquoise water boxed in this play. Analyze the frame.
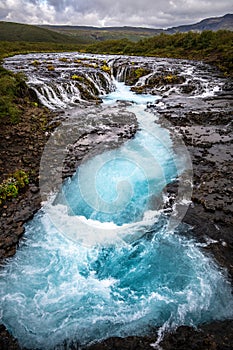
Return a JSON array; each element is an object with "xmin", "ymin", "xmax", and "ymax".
[
  {"xmin": 61, "ymin": 129, "xmax": 177, "ymax": 226},
  {"xmin": 0, "ymin": 80, "xmax": 232, "ymax": 350}
]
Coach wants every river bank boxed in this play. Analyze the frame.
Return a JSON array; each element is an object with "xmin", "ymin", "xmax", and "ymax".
[{"xmin": 0, "ymin": 55, "xmax": 233, "ymax": 349}]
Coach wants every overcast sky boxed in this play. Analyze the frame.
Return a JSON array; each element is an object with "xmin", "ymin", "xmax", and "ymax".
[{"xmin": 0, "ymin": 0, "xmax": 232, "ymax": 28}]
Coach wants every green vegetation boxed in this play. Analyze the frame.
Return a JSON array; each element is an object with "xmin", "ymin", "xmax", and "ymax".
[
  {"xmin": 0, "ymin": 41, "xmax": 84, "ymax": 59},
  {"xmin": 86, "ymin": 30, "xmax": 233, "ymax": 75},
  {"xmin": 0, "ymin": 170, "xmax": 29, "ymax": 205},
  {"xmin": 101, "ymin": 64, "xmax": 111, "ymax": 73},
  {"xmin": 0, "ymin": 65, "xmax": 29, "ymax": 123},
  {"xmin": 0, "ymin": 21, "xmax": 84, "ymax": 44},
  {"xmin": 71, "ymin": 74, "xmax": 83, "ymax": 81}
]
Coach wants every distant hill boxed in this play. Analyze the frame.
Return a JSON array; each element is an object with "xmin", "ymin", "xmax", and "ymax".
[
  {"xmin": 0, "ymin": 14, "xmax": 232, "ymax": 44},
  {"xmin": 38, "ymin": 25, "xmax": 162, "ymax": 43},
  {"xmin": 166, "ymin": 13, "xmax": 233, "ymax": 33},
  {"xmin": 0, "ymin": 21, "xmax": 85, "ymax": 43},
  {"xmin": 40, "ymin": 14, "xmax": 233, "ymax": 43}
]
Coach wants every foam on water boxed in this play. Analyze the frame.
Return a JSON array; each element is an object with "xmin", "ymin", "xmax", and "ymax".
[
  {"xmin": 0, "ymin": 65, "xmax": 232, "ymax": 350},
  {"xmin": 1, "ymin": 212, "xmax": 233, "ymax": 349}
]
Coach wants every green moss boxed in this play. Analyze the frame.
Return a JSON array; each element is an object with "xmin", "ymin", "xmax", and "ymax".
[
  {"xmin": 31, "ymin": 60, "xmax": 41, "ymax": 66},
  {"xmin": 0, "ymin": 170, "xmax": 29, "ymax": 205},
  {"xmin": 71, "ymin": 74, "xmax": 83, "ymax": 81},
  {"xmin": 134, "ymin": 67, "xmax": 149, "ymax": 79},
  {"xmin": 101, "ymin": 64, "xmax": 111, "ymax": 73}
]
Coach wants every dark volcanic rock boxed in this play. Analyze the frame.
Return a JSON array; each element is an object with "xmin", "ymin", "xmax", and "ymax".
[
  {"xmin": 0, "ymin": 106, "xmax": 58, "ymax": 261},
  {"xmin": 0, "ymin": 325, "xmax": 21, "ymax": 350}
]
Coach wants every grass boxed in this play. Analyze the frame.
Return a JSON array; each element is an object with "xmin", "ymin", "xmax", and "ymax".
[{"xmin": 0, "ymin": 22, "xmax": 84, "ymax": 44}]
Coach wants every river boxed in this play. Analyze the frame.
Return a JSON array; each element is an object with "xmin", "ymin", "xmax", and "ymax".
[{"xmin": 1, "ymin": 53, "xmax": 233, "ymax": 349}]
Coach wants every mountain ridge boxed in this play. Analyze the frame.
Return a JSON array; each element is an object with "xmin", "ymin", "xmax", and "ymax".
[
  {"xmin": 0, "ymin": 14, "xmax": 232, "ymax": 44},
  {"xmin": 41, "ymin": 13, "xmax": 233, "ymax": 34}
]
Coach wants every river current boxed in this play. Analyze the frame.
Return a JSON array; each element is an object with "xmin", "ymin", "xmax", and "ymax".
[{"xmin": 1, "ymin": 53, "xmax": 233, "ymax": 349}]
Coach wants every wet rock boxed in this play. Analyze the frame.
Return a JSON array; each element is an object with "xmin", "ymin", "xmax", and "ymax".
[{"xmin": 0, "ymin": 325, "xmax": 22, "ymax": 350}]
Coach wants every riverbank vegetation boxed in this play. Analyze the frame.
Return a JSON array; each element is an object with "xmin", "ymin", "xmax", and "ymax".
[
  {"xmin": 85, "ymin": 30, "xmax": 233, "ymax": 75},
  {"xmin": 0, "ymin": 170, "xmax": 29, "ymax": 205}
]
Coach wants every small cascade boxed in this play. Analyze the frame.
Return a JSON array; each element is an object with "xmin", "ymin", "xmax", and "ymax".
[
  {"xmin": 135, "ymin": 71, "xmax": 154, "ymax": 86},
  {"xmin": 29, "ymin": 71, "xmax": 115, "ymax": 110},
  {"xmin": 31, "ymin": 81, "xmax": 82, "ymax": 110},
  {"xmin": 115, "ymin": 64, "xmax": 130, "ymax": 82},
  {"xmin": 110, "ymin": 56, "xmax": 224, "ymax": 97},
  {"xmin": 86, "ymin": 70, "xmax": 114, "ymax": 96},
  {"xmin": 4, "ymin": 53, "xmax": 116, "ymax": 110}
]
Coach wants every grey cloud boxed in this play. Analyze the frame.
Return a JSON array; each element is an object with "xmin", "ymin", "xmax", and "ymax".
[{"xmin": 0, "ymin": 0, "xmax": 232, "ymax": 27}]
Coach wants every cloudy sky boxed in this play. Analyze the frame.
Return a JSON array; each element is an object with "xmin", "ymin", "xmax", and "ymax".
[{"xmin": 0, "ymin": 0, "xmax": 232, "ymax": 28}]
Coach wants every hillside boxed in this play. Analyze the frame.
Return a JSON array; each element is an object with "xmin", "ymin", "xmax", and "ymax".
[
  {"xmin": 166, "ymin": 13, "xmax": 233, "ymax": 33},
  {"xmin": 0, "ymin": 21, "xmax": 84, "ymax": 43},
  {"xmin": 40, "ymin": 14, "xmax": 233, "ymax": 42},
  {"xmin": 38, "ymin": 25, "xmax": 162, "ymax": 43}
]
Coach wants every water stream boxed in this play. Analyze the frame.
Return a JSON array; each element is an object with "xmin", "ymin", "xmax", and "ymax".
[{"xmin": 0, "ymin": 54, "xmax": 233, "ymax": 349}]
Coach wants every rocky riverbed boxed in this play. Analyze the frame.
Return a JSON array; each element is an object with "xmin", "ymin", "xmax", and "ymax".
[{"xmin": 0, "ymin": 54, "xmax": 233, "ymax": 349}]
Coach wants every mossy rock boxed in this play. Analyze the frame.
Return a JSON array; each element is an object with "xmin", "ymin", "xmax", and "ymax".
[{"xmin": 125, "ymin": 66, "xmax": 151, "ymax": 85}]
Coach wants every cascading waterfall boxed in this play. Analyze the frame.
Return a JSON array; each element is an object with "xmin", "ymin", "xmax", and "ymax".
[{"xmin": 0, "ymin": 53, "xmax": 232, "ymax": 350}]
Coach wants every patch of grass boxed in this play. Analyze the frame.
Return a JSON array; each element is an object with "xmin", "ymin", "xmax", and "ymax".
[{"xmin": 0, "ymin": 66, "xmax": 28, "ymax": 123}]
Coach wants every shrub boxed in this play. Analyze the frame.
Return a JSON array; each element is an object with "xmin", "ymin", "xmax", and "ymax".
[{"xmin": 0, "ymin": 170, "xmax": 29, "ymax": 205}]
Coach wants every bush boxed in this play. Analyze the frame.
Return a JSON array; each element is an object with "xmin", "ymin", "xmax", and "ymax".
[{"xmin": 0, "ymin": 170, "xmax": 29, "ymax": 205}]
